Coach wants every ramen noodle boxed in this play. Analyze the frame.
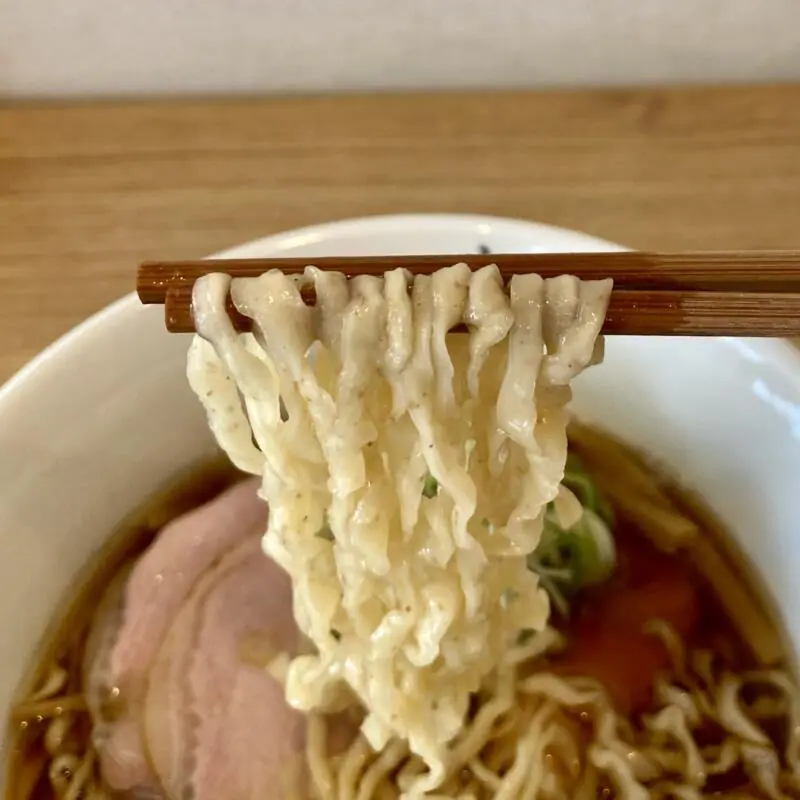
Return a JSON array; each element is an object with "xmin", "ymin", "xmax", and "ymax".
[{"xmin": 188, "ymin": 264, "xmax": 610, "ymax": 792}]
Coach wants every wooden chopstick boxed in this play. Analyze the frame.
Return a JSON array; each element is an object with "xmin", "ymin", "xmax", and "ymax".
[
  {"xmin": 137, "ymin": 251, "xmax": 800, "ymax": 337},
  {"xmin": 139, "ymin": 252, "xmax": 800, "ymax": 300}
]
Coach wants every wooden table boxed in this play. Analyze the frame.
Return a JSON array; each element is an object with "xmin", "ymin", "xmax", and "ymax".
[{"xmin": 1, "ymin": 85, "xmax": 800, "ymax": 382}]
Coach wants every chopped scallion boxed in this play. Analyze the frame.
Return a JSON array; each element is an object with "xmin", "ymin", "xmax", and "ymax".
[
  {"xmin": 527, "ymin": 459, "xmax": 617, "ymax": 617},
  {"xmin": 500, "ymin": 587, "xmax": 520, "ymax": 608},
  {"xmin": 517, "ymin": 629, "xmax": 535, "ymax": 646},
  {"xmin": 422, "ymin": 472, "xmax": 439, "ymax": 499},
  {"xmin": 315, "ymin": 524, "xmax": 334, "ymax": 541}
]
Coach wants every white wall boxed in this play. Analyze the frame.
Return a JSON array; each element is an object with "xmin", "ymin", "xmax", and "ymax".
[{"xmin": 1, "ymin": 0, "xmax": 799, "ymax": 98}]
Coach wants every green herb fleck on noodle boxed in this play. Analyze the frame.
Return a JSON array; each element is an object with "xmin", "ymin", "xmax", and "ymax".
[
  {"xmin": 315, "ymin": 524, "xmax": 334, "ymax": 541},
  {"xmin": 422, "ymin": 472, "xmax": 439, "ymax": 499}
]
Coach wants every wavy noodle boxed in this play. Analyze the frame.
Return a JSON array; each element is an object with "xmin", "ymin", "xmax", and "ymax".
[
  {"xmin": 298, "ymin": 622, "xmax": 800, "ymax": 799},
  {"xmin": 189, "ymin": 265, "xmax": 611, "ymax": 795},
  {"xmin": 11, "ymin": 660, "xmax": 111, "ymax": 799}
]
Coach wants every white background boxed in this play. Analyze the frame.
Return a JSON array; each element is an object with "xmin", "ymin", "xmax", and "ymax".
[{"xmin": 1, "ymin": 0, "xmax": 799, "ymax": 98}]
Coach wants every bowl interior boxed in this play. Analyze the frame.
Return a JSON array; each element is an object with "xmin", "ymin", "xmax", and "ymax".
[{"xmin": 2, "ymin": 214, "xmax": 800, "ymax": 767}]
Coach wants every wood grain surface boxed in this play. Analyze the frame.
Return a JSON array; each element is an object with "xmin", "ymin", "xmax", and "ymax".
[{"xmin": 1, "ymin": 85, "xmax": 800, "ymax": 382}]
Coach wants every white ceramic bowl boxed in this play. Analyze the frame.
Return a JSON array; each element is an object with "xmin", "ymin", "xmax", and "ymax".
[{"xmin": 2, "ymin": 214, "xmax": 800, "ymax": 783}]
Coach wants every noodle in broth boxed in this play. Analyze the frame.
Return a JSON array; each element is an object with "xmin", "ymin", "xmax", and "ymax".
[{"xmin": 6, "ymin": 428, "xmax": 799, "ymax": 799}]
